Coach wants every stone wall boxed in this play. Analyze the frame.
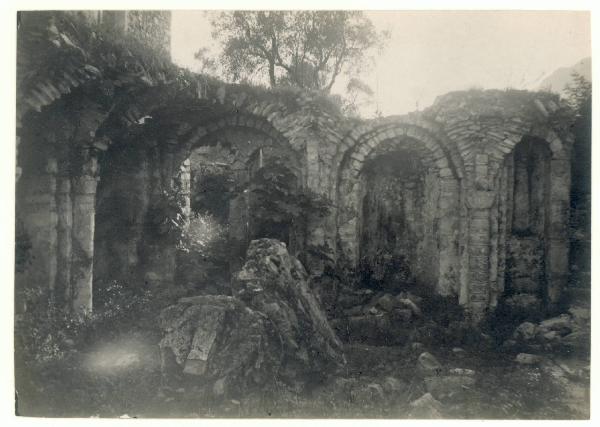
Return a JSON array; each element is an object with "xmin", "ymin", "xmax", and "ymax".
[
  {"xmin": 358, "ymin": 150, "xmax": 441, "ymax": 291},
  {"xmin": 16, "ymin": 12, "xmax": 581, "ymax": 324}
]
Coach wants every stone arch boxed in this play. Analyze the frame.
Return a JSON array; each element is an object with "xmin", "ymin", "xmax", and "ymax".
[
  {"xmin": 491, "ymin": 126, "xmax": 571, "ymax": 309},
  {"xmin": 336, "ymin": 121, "xmax": 463, "ymax": 296}
]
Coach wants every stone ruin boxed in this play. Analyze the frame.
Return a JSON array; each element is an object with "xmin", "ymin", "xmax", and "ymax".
[{"xmin": 15, "ymin": 11, "xmax": 589, "ymax": 336}]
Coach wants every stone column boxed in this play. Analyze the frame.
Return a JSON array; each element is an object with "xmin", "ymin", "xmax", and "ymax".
[
  {"xmin": 55, "ymin": 175, "xmax": 72, "ymax": 309},
  {"xmin": 228, "ymin": 190, "xmax": 250, "ymax": 272},
  {"xmin": 437, "ymin": 176, "xmax": 460, "ymax": 296},
  {"xmin": 466, "ymin": 190, "xmax": 496, "ymax": 320},
  {"xmin": 546, "ymin": 157, "xmax": 571, "ymax": 306},
  {"xmin": 177, "ymin": 158, "xmax": 192, "ymax": 229},
  {"xmin": 70, "ymin": 148, "xmax": 99, "ymax": 314},
  {"xmin": 17, "ymin": 158, "xmax": 58, "ymax": 300}
]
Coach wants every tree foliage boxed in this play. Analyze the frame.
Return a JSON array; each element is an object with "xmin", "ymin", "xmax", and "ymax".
[
  {"xmin": 207, "ymin": 11, "xmax": 387, "ymax": 93},
  {"xmin": 248, "ymin": 158, "xmax": 331, "ymax": 242}
]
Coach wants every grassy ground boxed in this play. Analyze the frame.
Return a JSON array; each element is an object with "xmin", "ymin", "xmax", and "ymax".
[{"xmin": 14, "ymin": 329, "xmax": 590, "ymax": 419}]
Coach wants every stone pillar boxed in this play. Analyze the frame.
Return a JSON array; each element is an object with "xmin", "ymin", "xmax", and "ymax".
[
  {"xmin": 55, "ymin": 176, "xmax": 72, "ymax": 309},
  {"xmin": 466, "ymin": 190, "xmax": 496, "ymax": 320},
  {"xmin": 437, "ymin": 177, "xmax": 460, "ymax": 296},
  {"xmin": 17, "ymin": 158, "xmax": 58, "ymax": 299},
  {"xmin": 177, "ymin": 158, "xmax": 192, "ymax": 229},
  {"xmin": 70, "ymin": 148, "xmax": 99, "ymax": 314},
  {"xmin": 545, "ymin": 157, "xmax": 571, "ymax": 305},
  {"xmin": 228, "ymin": 191, "xmax": 250, "ymax": 272}
]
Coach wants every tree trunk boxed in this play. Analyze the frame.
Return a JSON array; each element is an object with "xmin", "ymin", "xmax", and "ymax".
[{"xmin": 268, "ymin": 59, "xmax": 276, "ymax": 87}]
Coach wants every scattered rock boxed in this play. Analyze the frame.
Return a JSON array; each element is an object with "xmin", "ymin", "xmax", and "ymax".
[
  {"xmin": 366, "ymin": 306, "xmax": 382, "ymax": 315},
  {"xmin": 411, "ymin": 342, "xmax": 425, "ymax": 352},
  {"xmin": 397, "ymin": 298, "xmax": 422, "ymax": 317},
  {"xmin": 539, "ymin": 314, "xmax": 574, "ymax": 336},
  {"xmin": 514, "ymin": 321, "xmax": 538, "ymax": 341},
  {"xmin": 391, "ymin": 308, "xmax": 413, "ymax": 322},
  {"xmin": 452, "ymin": 347, "xmax": 467, "ymax": 357},
  {"xmin": 350, "ymin": 383, "xmax": 385, "ymax": 405},
  {"xmin": 542, "ymin": 330, "xmax": 560, "ymax": 341},
  {"xmin": 376, "ymin": 294, "xmax": 400, "ymax": 312},
  {"xmin": 382, "ymin": 376, "xmax": 407, "ymax": 394},
  {"xmin": 568, "ymin": 307, "xmax": 591, "ymax": 325},
  {"xmin": 408, "ymin": 393, "xmax": 444, "ymax": 418},
  {"xmin": 337, "ymin": 289, "xmax": 375, "ymax": 309},
  {"xmin": 448, "ymin": 368, "xmax": 475, "ymax": 376},
  {"xmin": 424, "ymin": 374, "xmax": 476, "ymax": 400},
  {"xmin": 561, "ymin": 330, "xmax": 590, "ymax": 352},
  {"xmin": 515, "ymin": 353, "xmax": 542, "ymax": 365},
  {"xmin": 502, "ymin": 339, "xmax": 517, "ymax": 350},
  {"xmin": 417, "ymin": 352, "xmax": 443, "ymax": 376}
]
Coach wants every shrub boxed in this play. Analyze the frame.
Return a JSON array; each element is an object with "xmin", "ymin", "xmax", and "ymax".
[{"xmin": 15, "ymin": 280, "xmax": 155, "ymax": 366}]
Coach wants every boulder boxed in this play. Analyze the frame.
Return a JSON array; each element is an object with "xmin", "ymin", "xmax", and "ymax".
[
  {"xmin": 375, "ymin": 294, "xmax": 400, "ymax": 312},
  {"xmin": 539, "ymin": 314, "xmax": 574, "ymax": 336},
  {"xmin": 411, "ymin": 342, "xmax": 425, "ymax": 353},
  {"xmin": 337, "ymin": 289, "xmax": 375, "ymax": 309},
  {"xmin": 417, "ymin": 352, "xmax": 443, "ymax": 376},
  {"xmin": 515, "ymin": 353, "xmax": 542, "ymax": 365},
  {"xmin": 382, "ymin": 376, "xmax": 407, "ymax": 394},
  {"xmin": 408, "ymin": 393, "xmax": 444, "ymax": 418},
  {"xmin": 159, "ymin": 239, "xmax": 346, "ymax": 397},
  {"xmin": 448, "ymin": 368, "xmax": 475, "ymax": 376},
  {"xmin": 232, "ymin": 239, "xmax": 346, "ymax": 375},
  {"xmin": 391, "ymin": 308, "xmax": 413, "ymax": 322},
  {"xmin": 452, "ymin": 347, "xmax": 467, "ymax": 358},
  {"xmin": 396, "ymin": 297, "xmax": 422, "ymax": 317},
  {"xmin": 350, "ymin": 383, "xmax": 385, "ymax": 405},
  {"xmin": 568, "ymin": 307, "xmax": 591, "ymax": 325},
  {"xmin": 159, "ymin": 295, "xmax": 281, "ymax": 396},
  {"xmin": 424, "ymin": 374, "xmax": 476, "ymax": 400},
  {"xmin": 514, "ymin": 321, "xmax": 538, "ymax": 341}
]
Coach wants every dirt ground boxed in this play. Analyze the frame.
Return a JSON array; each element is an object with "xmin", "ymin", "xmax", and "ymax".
[{"xmin": 15, "ymin": 329, "xmax": 590, "ymax": 419}]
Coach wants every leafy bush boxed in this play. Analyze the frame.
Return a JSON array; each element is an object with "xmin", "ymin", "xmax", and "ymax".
[
  {"xmin": 247, "ymin": 158, "xmax": 332, "ymax": 242},
  {"xmin": 191, "ymin": 165, "xmax": 235, "ymax": 221},
  {"xmin": 15, "ymin": 280, "xmax": 154, "ymax": 366}
]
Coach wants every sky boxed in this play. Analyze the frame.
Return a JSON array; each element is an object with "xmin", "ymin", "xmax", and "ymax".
[{"xmin": 168, "ymin": 11, "xmax": 584, "ymax": 116}]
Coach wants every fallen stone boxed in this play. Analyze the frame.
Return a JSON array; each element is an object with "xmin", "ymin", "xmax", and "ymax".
[
  {"xmin": 568, "ymin": 307, "xmax": 591, "ymax": 325},
  {"xmin": 542, "ymin": 330, "xmax": 560, "ymax": 341},
  {"xmin": 366, "ymin": 306, "xmax": 382, "ymax": 315},
  {"xmin": 418, "ymin": 352, "xmax": 443, "ymax": 376},
  {"xmin": 343, "ymin": 306, "xmax": 364, "ymax": 317},
  {"xmin": 561, "ymin": 330, "xmax": 590, "ymax": 352},
  {"xmin": 337, "ymin": 289, "xmax": 375, "ymax": 309},
  {"xmin": 408, "ymin": 393, "xmax": 444, "ymax": 418},
  {"xmin": 391, "ymin": 308, "xmax": 413, "ymax": 322},
  {"xmin": 350, "ymin": 383, "xmax": 385, "ymax": 405},
  {"xmin": 452, "ymin": 347, "xmax": 467, "ymax": 357},
  {"xmin": 376, "ymin": 294, "xmax": 400, "ymax": 312},
  {"xmin": 397, "ymin": 298, "xmax": 422, "ymax": 317},
  {"xmin": 515, "ymin": 353, "xmax": 542, "ymax": 365},
  {"xmin": 502, "ymin": 339, "xmax": 517, "ymax": 349},
  {"xmin": 382, "ymin": 376, "xmax": 407, "ymax": 394},
  {"xmin": 424, "ymin": 375, "xmax": 476, "ymax": 400},
  {"xmin": 448, "ymin": 368, "xmax": 475, "ymax": 376},
  {"xmin": 411, "ymin": 342, "xmax": 425, "ymax": 352},
  {"xmin": 398, "ymin": 291, "xmax": 424, "ymax": 305},
  {"xmin": 539, "ymin": 314, "xmax": 574, "ymax": 336},
  {"xmin": 514, "ymin": 321, "xmax": 538, "ymax": 341}
]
